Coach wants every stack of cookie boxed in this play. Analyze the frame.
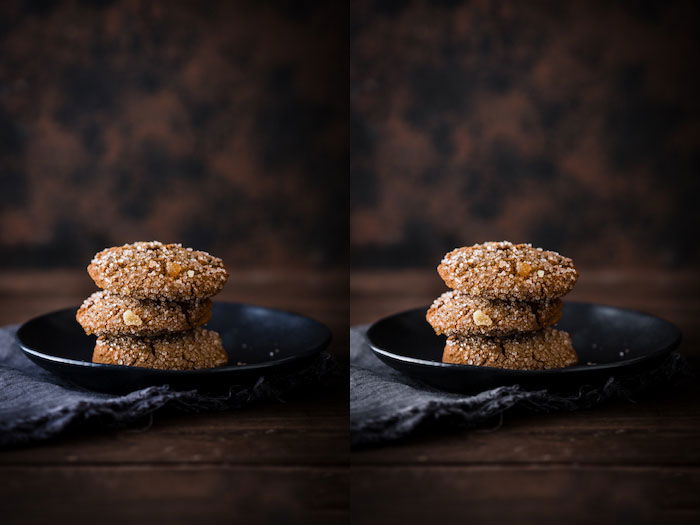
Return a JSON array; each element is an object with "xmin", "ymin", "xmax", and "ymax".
[
  {"xmin": 77, "ymin": 241, "xmax": 229, "ymax": 370},
  {"xmin": 427, "ymin": 241, "xmax": 580, "ymax": 370}
]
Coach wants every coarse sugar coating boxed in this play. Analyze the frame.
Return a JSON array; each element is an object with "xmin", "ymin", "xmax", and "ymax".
[
  {"xmin": 442, "ymin": 328, "xmax": 578, "ymax": 370},
  {"xmin": 77, "ymin": 290, "xmax": 212, "ymax": 337},
  {"xmin": 88, "ymin": 241, "xmax": 228, "ymax": 301},
  {"xmin": 437, "ymin": 241, "xmax": 578, "ymax": 300},
  {"xmin": 426, "ymin": 291, "xmax": 562, "ymax": 337},
  {"xmin": 93, "ymin": 328, "xmax": 228, "ymax": 370}
]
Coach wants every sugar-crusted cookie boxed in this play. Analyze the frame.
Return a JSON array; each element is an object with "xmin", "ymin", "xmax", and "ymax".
[
  {"xmin": 77, "ymin": 291, "xmax": 212, "ymax": 337},
  {"xmin": 427, "ymin": 291, "xmax": 562, "ymax": 337},
  {"xmin": 93, "ymin": 327, "xmax": 228, "ymax": 370},
  {"xmin": 442, "ymin": 328, "xmax": 578, "ymax": 370},
  {"xmin": 88, "ymin": 241, "xmax": 228, "ymax": 301},
  {"xmin": 437, "ymin": 241, "xmax": 578, "ymax": 300}
]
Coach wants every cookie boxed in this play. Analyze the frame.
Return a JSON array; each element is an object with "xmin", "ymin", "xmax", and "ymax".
[
  {"xmin": 442, "ymin": 328, "xmax": 578, "ymax": 370},
  {"xmin": 88, "ymin": 241, "xmax": 228, "ymax": 301},
  {"xmin": 427, "ymin": 291, "xmax": 562, "ymax": 337},
  {"xmin": 77, "ymin": 291, "xmax": 212, "ymax": 337},
  {"xmin": 437, "ymin": 241, "xmax": 578, "ymax": 300},
  {"xmin": 93, "ymin": 328, "xmax": 228, "ymax": 370}
]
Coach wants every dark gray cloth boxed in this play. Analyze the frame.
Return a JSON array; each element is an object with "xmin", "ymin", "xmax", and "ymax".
[
  {"xmin": 350, "ymin": 325, "xmax": 690, "ymax": 447},
  {"xmin": 0, "ymin": 325, "xmax": 335, "ymax": 447}
]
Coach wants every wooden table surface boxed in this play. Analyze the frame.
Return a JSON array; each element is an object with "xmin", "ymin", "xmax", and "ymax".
[
  {"xmin": 3, "ymin": 268, "xmax": 700, "ymax": 524},
  {"xmin": 0, "ymin": 270, "xmax": 349, "ymax": 525},
  {"xmin": 351, "ymin": 269, "xmax": 700, "ymax": 525}
]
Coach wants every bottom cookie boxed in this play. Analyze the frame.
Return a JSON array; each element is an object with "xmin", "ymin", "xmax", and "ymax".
[
  {"xmin": 93, "ymin": 327, "xmax": 228, "ymax": 370},
  {"xmin": 443, "ymin": 328, "xmax": 578, "ymax": 370}
]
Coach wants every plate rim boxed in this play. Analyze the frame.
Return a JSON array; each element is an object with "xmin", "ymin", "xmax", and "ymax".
[
  {"xmin": 16, "ymin": 302, "xmax": 332, "ymax": 375},
  {"xmin": 366, "ymin": 301, "xmax": 682, "ymax": 376}
]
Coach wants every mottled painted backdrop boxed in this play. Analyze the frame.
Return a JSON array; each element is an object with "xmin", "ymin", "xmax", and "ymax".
[
  {"xmin": 0, "ymin": 0, "xmax": 346, "ymax": 269},
  {"xmin": 351, "ymin": 0, "xmax": 700, "ymax": 269}
]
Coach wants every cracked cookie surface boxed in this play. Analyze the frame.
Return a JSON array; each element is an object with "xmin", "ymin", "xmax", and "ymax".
[
  {"xmin": 427, "ymin": 291, "xmax": 562, "ymax": 337},
  {"xmin": 88, "ymin": 241, "xmax": 228, "ymax": 301},
  {"xmin": 93, "ymin": 327, "xmax": 228, "ymax": 370},
  {"xmin": 442, "ymin": 328, "xmax": 578, "ymax": 369},
  {"xmin": 77, "ymin": 290, "xmax": 212, "ymax": 337},
  {"xmin": 438, "ymin": 241, "xmax": 578, "ymax": 300}
]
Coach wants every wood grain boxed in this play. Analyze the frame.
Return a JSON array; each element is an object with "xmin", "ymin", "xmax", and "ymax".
[
  {"xmin": 353, "ymin": 385, "xmax": 700, "ymax": 466},
  {"xmin": 3, "ymin": 269, "xmax": 699, "ymax": 523},
  {"xmin": 0, "ymin": 395, "xmax": 348, "ymax": 466},
  {"xmin": 4, "ymin": 466, "xmax": 347, "ymax": 525},
  {"xmin": 0, "ymin": 270, "xmax": 348, "ymax": 524},
  {"xmin": 351, "ymin": 466, "xmax": 700, "ymax": 525},
  {"xmin": 351, "ymin": 270, "xmax": 700, "ymax": 524}
]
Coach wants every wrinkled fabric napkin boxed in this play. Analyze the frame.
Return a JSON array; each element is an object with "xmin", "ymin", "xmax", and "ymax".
[
  {"xmin": 350, "ymin": 325, "xmax": 690, "ymax": 447},
  {"xmin": 0, "ymin": 325, "xmax": 336, "ymax": 447}
]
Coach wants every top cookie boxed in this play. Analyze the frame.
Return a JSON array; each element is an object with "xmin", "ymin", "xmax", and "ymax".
[
  {"xmin": 88, "ymin": 241, "xmax": 229, "ymax": 300},
  {"xmin": 437, "ymin": 241, "xmax": 578, "ymax": 300}
]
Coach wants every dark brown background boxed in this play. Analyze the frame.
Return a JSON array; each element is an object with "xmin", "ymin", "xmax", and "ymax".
[
  {"xmin": 351, "ymin": 0, "xmax": 700, "ymax": 270},
  {"xmin": 0, "ymin": 0, "xmax": 347, "ymax": 270}
]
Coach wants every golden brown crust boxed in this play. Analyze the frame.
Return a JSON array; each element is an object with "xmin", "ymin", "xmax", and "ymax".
[
  {"xmin": 77, "ymin": 291, "xmax": 212, "ymax": 337},
  {"xmin": 88, "ymin": 241, "xmax": 228, "ymax": 301},
  {"xmin": 93, "ymin": 328, "xmax": 228, "ymax": 370},
  {"xmin": 426, "ymin": 291, "xmax": 562, "ymax": 336},
  {"xmin": 437, "ymin": 241, "xmax": 578, "ymax": 300},
  {"xmin": 442, "ymin": 328, "xmax": 578, "ymax": 370}
]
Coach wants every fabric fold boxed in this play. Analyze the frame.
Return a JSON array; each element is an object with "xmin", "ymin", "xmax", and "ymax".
[
  {"xmin": 350, "ymin": 325, "xmax": 690, "ymax": 447},
  {"xmin": 0, "ymin": 325, "xmax": 335, "ymax": 447}
]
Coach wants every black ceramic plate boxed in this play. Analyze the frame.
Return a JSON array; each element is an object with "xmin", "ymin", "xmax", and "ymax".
[
  {"xmin": 366, "ymin": 302, "xmax": 681, "ymax": 393},
  {"xmin": 16, "ymin": 302, "xmax": 331, "ymax": 393}
]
